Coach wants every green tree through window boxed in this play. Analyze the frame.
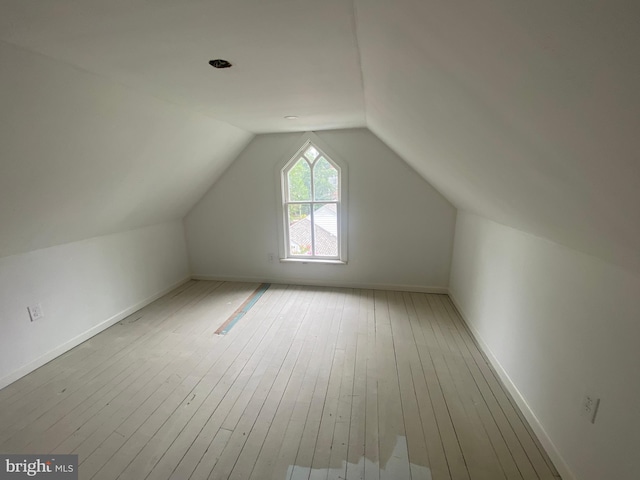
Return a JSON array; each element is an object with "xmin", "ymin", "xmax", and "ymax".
[{"xmin": 283, "ymin": 143, "xmax": 340, "ymax": 258}]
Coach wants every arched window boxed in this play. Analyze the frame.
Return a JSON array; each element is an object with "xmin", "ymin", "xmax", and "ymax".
[{"xmin": 279, "ymin": 136, "xmax": 347, "ymax": 263}]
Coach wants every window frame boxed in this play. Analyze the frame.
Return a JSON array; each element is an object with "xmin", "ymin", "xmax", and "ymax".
[{"xmin": 276, "ymin": 132, "xmax": 348, "ymax": 264}]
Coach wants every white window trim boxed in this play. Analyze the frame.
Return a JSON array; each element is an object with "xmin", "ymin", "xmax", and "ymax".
[{"xmin": 275, "ymin": 132, "xmax": 348, "ymax": 264}]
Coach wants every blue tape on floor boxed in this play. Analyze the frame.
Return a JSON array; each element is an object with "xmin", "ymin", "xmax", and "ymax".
[{"xmin": 218, "ymin": 283, "xmax": 271, "ymax": 335}]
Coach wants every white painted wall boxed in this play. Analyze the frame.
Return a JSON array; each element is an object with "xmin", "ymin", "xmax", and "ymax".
[
  {"xmin": 0, "ymin": 41, "xmax": 252, "ymax": 258},
  {"xmin": 357, "ymin": 0, "xmax": 640, "ymax": 273},
  {"xmin": 185, "ymin": 129, "xmax": 456, "ymax": 291},
  {"xmin": 0, "ymin": 221, "xmax": 190, "ymax": 389},
  {"xmin": 449, "ymin": 211, "xmax": 640, "ymax": 480}
]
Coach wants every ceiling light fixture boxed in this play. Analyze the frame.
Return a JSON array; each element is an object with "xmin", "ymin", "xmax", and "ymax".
[
  {"xmin": 284, "ymin": 116, "xmax": 298, "ymax": 120},
  {"xmin": 209, "ymin": 59, "xmax": 232, "ymax": 69}
]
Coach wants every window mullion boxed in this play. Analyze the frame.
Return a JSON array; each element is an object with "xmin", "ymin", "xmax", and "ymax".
[
  {"xmin": 310, "ymin": 201, "xmax": 316, "ymax": 256},
  {"xmin": 282, "ymin": 142, "xmax": 343, "ymax": 261},
  {"xmin": 308, "ymin": 158, "xmax": 314, "ymax": 202},
  {"xmin": 309, "ymin": 160, "xmax": 316, "ymax": 255}
]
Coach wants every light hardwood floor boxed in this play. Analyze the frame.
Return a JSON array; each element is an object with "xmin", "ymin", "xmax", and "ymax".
[{"xmin": 0, "ymin": 280, "xmax": 561, "ymax": 480}]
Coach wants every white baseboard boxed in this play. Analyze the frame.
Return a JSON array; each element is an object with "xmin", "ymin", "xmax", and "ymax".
[
  {"xmin": 0, "ymin": 276, "xmax": 191, "ymax": 391},
  {"xmin": 190, "ymin": 274, "xmax": 448, "ymax": 294},
  {"xmin": 448, "ymin": 291, "xmax": 574, "ymax": 480}
]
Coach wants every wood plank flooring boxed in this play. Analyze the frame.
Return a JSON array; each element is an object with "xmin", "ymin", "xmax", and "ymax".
[{"xmin": 0, "ymin": 280, "xmax": 561, "ymax": 480}]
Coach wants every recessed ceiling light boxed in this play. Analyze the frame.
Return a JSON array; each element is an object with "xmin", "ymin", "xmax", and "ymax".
[
  {"xmin": 209, "ymin": 59, "xmax": 232, "ymax": 69},
  {"xmin": 284, "ymin": 116, "xmax": 298, "ymax": 120}
]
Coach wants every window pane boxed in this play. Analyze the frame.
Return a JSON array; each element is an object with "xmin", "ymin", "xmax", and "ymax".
[
  {"xmin": 313, "ymin": 157, "xmax": 338, "ymax": 201},
  {"xmin": 287, "ymin": 159, "xmax": 311, "ymax": 201},
  {"xmin": 313, "ymin": 203, "xmax": 338, "ymax": 257},
  {"xmin": 288, "ymin": 203, "xmax": 312, "ymax": 256},
  {"xmin": 304, "ymin": 145, "xmax": 319, "ymax": 162}
]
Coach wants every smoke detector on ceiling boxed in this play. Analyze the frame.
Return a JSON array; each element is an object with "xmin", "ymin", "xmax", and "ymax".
[{"xmin": 209, "ymin": 59, "xmax": 232, "ymax": 69}]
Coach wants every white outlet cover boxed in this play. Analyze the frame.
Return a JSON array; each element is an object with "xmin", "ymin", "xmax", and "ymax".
[{"xmin": 28, "ymin": 304, "xmax": 44, "ymax": 322}]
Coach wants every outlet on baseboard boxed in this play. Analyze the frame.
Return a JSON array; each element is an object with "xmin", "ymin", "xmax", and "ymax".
[
  {"xmin": 28, "ymin": 303, "xmax": 44, "ymax": 322},
  {"xmin": 580, "ymin": 394, "xmax": 600, "ymax": 424}
]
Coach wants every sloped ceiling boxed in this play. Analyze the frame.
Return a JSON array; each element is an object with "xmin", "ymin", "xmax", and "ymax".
[
  {"xmin": 0, "ymin": 42, "xmax": 252, "ymax": 258},
  {"xmin": 1, "ymin": 0, "xmax": 639, "ymax": 271},
  {"xmin": 356, "ymin": 0, "xmax": 640, "ymax": 271}
]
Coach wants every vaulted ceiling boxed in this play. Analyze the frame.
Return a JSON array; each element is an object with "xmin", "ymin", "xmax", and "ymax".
[{"xmin": 1, "ymin": 0, "xmax": 639, "ymax": 271}]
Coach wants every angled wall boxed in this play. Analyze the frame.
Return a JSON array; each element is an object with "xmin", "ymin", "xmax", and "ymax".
[
  {"xmin": 354, "ymin": 4, "xmax": 640, "ymax": 477},
  {"xmin": 450, "ymin": 212, "xmax": 640, "ymax": 480},
  {"xmin": 356, "ymin": 0, "xmax": 640, "ymax": 273},
  {"xmin": 0, "ymin": 41, "xmax": 251, "ymax": 387},
  {"xmin": 0, "ymin": 41, "xmax": 252, "ymax": 258},
  {"xmin": 185, "ymin": 129, "xmax": 456, "ymax": 291}
]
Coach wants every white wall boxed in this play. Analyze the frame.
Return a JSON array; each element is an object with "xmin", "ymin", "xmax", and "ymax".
[
  {"xmin": 0, "ymin": 221, "xmax": 190, "ymax": 389},
  {"xmin": 0, "ymin": 41, "xmax": 252, "ymax": 258},
  {"xmin": 449, "ymin": 211, "xmax": 640, "ymax": 480},
  {"xmin": 357, "ymin": 0, "xmax": 640, "ymax": 273},
  {"xmin": 185, "ymin": 129, "xmax": 456, "ymax": 291}
]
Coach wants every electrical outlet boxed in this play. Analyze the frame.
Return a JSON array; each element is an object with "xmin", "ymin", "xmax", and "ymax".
[
  {"xmin": 267, "ymin": 253, "xmax": 275, "ymax": 263},
  {"xmin": 28, "ymin": 303, "xmax": 44, "ymax": 322},
  {"xmin": 581, "ymin": 394, "xmax": 600, "ymax": 424}
]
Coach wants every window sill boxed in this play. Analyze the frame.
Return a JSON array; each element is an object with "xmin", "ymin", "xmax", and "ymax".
[{"xmin": 280, "ymin": 258, "xmax": 347, "ymax": 265}]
